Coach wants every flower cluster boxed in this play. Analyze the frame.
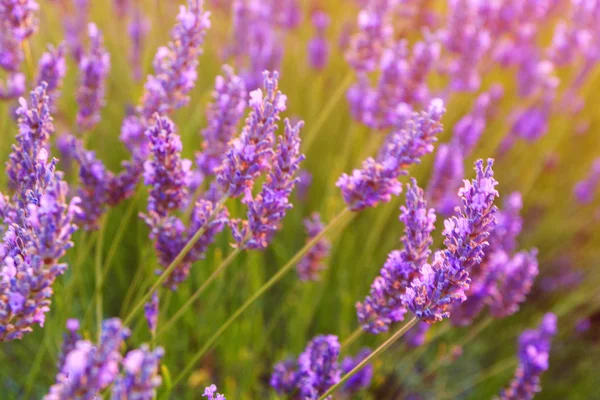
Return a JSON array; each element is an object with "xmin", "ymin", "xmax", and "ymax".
[
  {"xmin": 337, "ymin": 99, "xmax": 444, "ymax": 211},
  {"xmin": 499, "ymin": 313, "xmax": 557, "ymax": 400},
  {"xmin": 404, "ymin": 159, "xmax": 499, "ymax": 323},
  {"xmin": 356, "ymin": 179, "xmax": 436, "ymax": 333},
  {"xmin": 340, "ymin": 348, "xmax": 373, "ymax": 393},
  {"xmin": 296, "ymin": 213, "xmax": 331, "ymax": 281},
  {"xmin": 35, "ymin": 42, "xmax": 67, "ymax": 111},
  {"xmin": 574, "ymin": 158, "xmax": 600, "ymax": 204},
  {"xmin": 203, "ymin": 384, "xmax": 226, "ymax": 400},
  {"xmin": 307, "ymin": 11, "xmax": 330, "ymax": 70}
]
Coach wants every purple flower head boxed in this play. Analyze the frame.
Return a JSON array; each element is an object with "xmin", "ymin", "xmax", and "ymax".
[
  {"xmin": 297, "ymin": 212, "xmax": 330, "ymax": 281},
  {"xmin": 216, "ymin": 71, "xmax": 288, "ymax": 199},
  {"xmin": 338, "ymin": 99, "xmax": 444, "ymax": 211},
  {"xmin": 111, "ymin": 345, "xmax": 164, "ymax": 400},
  {"xmin": 307, "ymin": 11, "xmax": 330, "ymax": 70},
  {"xmin": 298, "ymin": 334, "xmax": 341, "ymax": 399},
  {"xmin": 233, "ymin": 119, "xmax": 304, "ymax": 249},
  {"xmin": 63, "ymin": 0, "xmax": 89, "ymax": 62},
  {"xmin": 341, "ymin": 348, "xmax": 373, "ymax": 393},
  {"xmin": 405, "ymin": 159, "xmax": 499, "ymax": 323},
  {"xmin": 197, "ymin": 65, "xmax": 247, "ymax": 177},
  {"xmin": 128, "ymin": 6, "xmax": 150, "ymax": 82},
  {"xmin": 76, "ymin": 23, "xmax": 110, "ymax": 132},
  {"xmin": 404, "ymin": 321, "xmax": 430, "ymax": 347},
  {"xmin": 57, "ymin": 319, "xmax": 82, "ymax": 373},
  {"xmin": 0, "ymin": 73, "xmax": 26, "ymax": 100},
  {"xmin": 144, "ymin": 291, "xmax": 159, "ymax": 335},
  {"xmin": 357, "ymin": 180, "xmax": 436, "ymax": 334},
  {"xmin": 510, "ymin": 104, "xmax": 550, "ymax": 142},
  {"xmin": 35, "ymin": 43, "xmax": 67, "ymax": 111},
  {"xmin": 499, "ymin": 313, "xmax": 557, "ymax": 400},
  {"xmin": 142, "ymin": 114, "xmax": 192, "ymax": 218},
  {"xmin": 426, "ymin": 143, "xmax": 464, "ymax": 216},
  {"xmin": 296, "ymin": 169, "xmax": 312, "ymax": 202},
  {"xmin": 0, "ymin": 0, "xmax": 39, "ymax": 41},
  {"xmin": 45, "ymin": 318, "xmax": 131, "ymax": 399},
  {"xmin": 113, "ymin": 0, "xmax": 130, "ymax": 18},
  {"xmin": 203, "ymin": 384, "xmax": 226, "ymax": 400},
  {"xmin": 574, "ymin": 158, "xmax": 600, "ymax": 204},
  {"xmin": 271, "ymin": 358, "xmax": 299, "ymax": 395}
]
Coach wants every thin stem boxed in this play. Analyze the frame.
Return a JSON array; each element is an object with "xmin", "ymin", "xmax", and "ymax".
[
  {"xmin": 439, "ymin": 356, "xmax": 516, "ymax": 399},
  {"xmin": 341, "ymin": 327, "xmax": 364, "ymax": 349},
  {"xmin": 101, "ymin": 197, "xmax": 138, "ymax": 282},
  {"xmin": 157, "ymin": 246, "xmax": 243, "ymax": 337},
  {"xmin": 172, "ymin": 208, "xmax": 353, "ymax": 387},
  {"xmin": 95, "ymin": 217, "xmax": 107, "ymax": 341},
  {"xmin": 302, "ymin": 72, "xmax": 353, "ymax": 153},
  {"xmin": 22, "ymin": 40, "xmax": 34, "ymax": 78},
  {"xmin": 318, "ymin": 317, "xmax": 419, "ymax": 400},
  {"xmin": 123, "ymin": 196, "xmax": 228, "ymax": 326}
]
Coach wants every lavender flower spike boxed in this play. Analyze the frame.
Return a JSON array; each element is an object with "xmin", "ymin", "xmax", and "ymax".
[
  {"xmin": 35, "ymin": 43, "xmax": 67, "ymax": 111},
  {"xmin": 337, "ymin": 98, "xmax": 444, "ymax": 212},
  {"xmin": 357, "ymin": 179, "xmax": 436, "ymax": 334},
  {"xmin": 574, "ymin": 158, "xmax": 600, "ymax": 204},
  {"xmin": 298, "ymin": 335, "xmax": 341, "ymax": 399},
  {"xmin": 271, "ymin": 358, "xmax": 299, "ymax": 395},
  {"xmin": 216, "ymin": 71, "xmax": 288, "ymax": 199},
  {"xmin": 341, "ymin": 348, "xmax": 373, "ymax": 393},
  {"xmin": 405, "ymin": 159, "xmax": 499, "ymax": 323},
  {"xmin": 76, "ymin": 23, "xmax": 110, "ymax": 132},
  {"xmin": 499, "ymin": 313, "xmax": 557, "ymax": 400},
  {"xmin": 297, "ymin": 213, "xmax": 331, "ymax": 281},
  {"xmin": 144, "ymin": 291, "xmax": 159, "ymax": 335},
  {"xmin": 197, "ymin": 65, "xmax": 247, "ymax": 177},
  {"xmin": 203, "ymin": 384, "xmax": 226, "ymax": 400},
  {"xmin": 111, "ymin": 345, "xmax": 164, "ymax": 400},
  {"xmin": 1, "ymin": 0, "xmax": 39, "ymax": 41}
]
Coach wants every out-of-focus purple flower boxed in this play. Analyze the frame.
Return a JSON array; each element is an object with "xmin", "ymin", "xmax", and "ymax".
[
  {"xmin": 337, "ymin": 99, "xmax": 444, "ymax": 211},
  {"xmin": 426, "ymin": 143, "xmax": 464, "ymax": 216},
  {"xmin": 111, "ymin": 345, "xmax": 164, "ymax": 400},
  {"xmin": 574, "ymin": 158, "xmax": 600, "ymax": 204},
  {"xmin": 142, "ymin": 114, "xmax": 192, "ymax": 218},
  {"xmin": 0, "ymin": 73, "xmax": 26, "ymax": 100},
  {"xmin": 405, "ymin": 159, "xmax": 499, "ymax": 323},
  {"xmin": 144, "ymin": 291, "xmax": 159, "ymax": 335},
  {"xmin": 45, "ymin": 318, "xmax": 131, "ymax": 399},
  {"xmin": 216, "ymin": 71, "xmax": 287, "ymax": 199},
  {"xmin": 113, "ymin": 0, "xmax": 130, "ymax": 18},
  {"xmin": 297, "ymin": 213, "xmax": 330, "ymax": 281},
  {"xmin": 35, "ymin": 43, "xmax": 67, "ymax": 111},
  {"xmin": 57, "ymin": 319, "xmax": 81, "ymax": 373},
  {"xmin": 128, "ymin": 6, "xmax": 150, "ymax": 82},
  {"xmin": 271, "ymin": 358, "xmax": 299, "ymax": 395},
  {"xmin": 297, "ymin": 335, "xmax": 341, "ymax": 399},
  {"xmin": 357, "ymin": 179, "xmax": 436, "ymax": 333},
  {"xmin": 203, "ymin": 384, "xmax": 226, "ymax": 400},
  {"xmin": 63, "ymin": 0, "xmax": 89, "ymax": 62},
  {"xmin": 307, "ymin": 11, "xmax": 330, "ymax": 70},
  {"xmin": 340, "ymin": 348, "xmax": 373, "ymax": 393},
  {"xmin": 197, "ymin": 65, "xmax": 247, "ymax": 178},
  {"xmin": 499, "ymin": 313, "xmax": 557, "ymax": 400},
  {"xmin": 404, "ymin": 321, "xmax": 430, "ymax": 347},
  {"xmin": 76, "ymin": 23, "xmax": 110, "ymax": 132},
  {"xmin": 232, "ymin": 119, "xmax": 304, "ymax": 249},
  {"xmin": 0, "ymin": 0, "xmax": 39, "ymax": 41},
  {"xmin": 296, "ymin": 169, "xmax": 312, "ymax": 202}
]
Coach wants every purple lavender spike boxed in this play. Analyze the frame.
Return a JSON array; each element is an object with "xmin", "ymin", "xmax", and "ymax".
[
  {"xmin": 0, "ymin": 73, "xmax": 25, "ymax": 100},
  {"xmin": 57, "ymin": 319, "xmax": 81, "ymax": 373},
  {"xmin": 405, "ymin": 159, "xmax": 499, "ymax": 323},
  {"xmin": 307, "ymin": 11, "xmax": 330, "ymax": 70},
  {"xmin": 574, "ymin": 158, "xmax": 600, "ymax": 204},
  {"xmin": 35, "ymin": 43, "xmax": 67, "ymax": 111},
  {"xmin": 296, "ymin": 213, "xmax": 331, "ymax": 281},
  {"xmin": 357, "ymin": 179, "xmax": 436, "ymax": 334},
  {"xmin": 76, "ymin": 23, "xmax": 110, "ymax": 132},
  {"xmin": 296, "ymin": 169, "xmax": 312, "ymax": 202},
  {"xmin": 340, "ymin": 348, "xmax": 373, "ymax": 393},
  {"xmin": 233, "ymin": 119, "xmax": 304, "ymax": 249},
  {"xmin": 197, "ymin": 65, "xmax": 247, "ymax": 178},
  {"xmin": 426, "ymin": 144, "xmax": 464, "ymax": 216},
  {"xmin": 63, "ymin": 0, "xmax": 89, "ymax": 62},
  {"xmin": 297, "ymin": 335, "xmax": 341, "ymax": 399},
  {"xmin": 216, "ymin": 71, "xmax": 287, "ymax": 199},
  {"xmin": 271, "ymin": 358, "xmax": 299, "ymax": 395},
  {"xmin": 128, "ymin": 6, "xmax": 150, "ymax": 82},
  {"xmin": 111, "ymin": 345, "xmax": 164, "ymax": 400},
  {"xmin": 0, "ymin": 0, "xmax": 39, "ymax": 41},
  {"xmin": 144, "ymin": 291, "xmax": 159, "ymax": 335},
  {"xmin": 203, "ymin": 384, "xmax": 226, "ymax": 400},
  {"xmin": 499, "ymin": 313, "xmax": 557, "ymax": 400},
  {"xmin": 338, "ymin": 99, "xmax": 444, "ymax": 211}
]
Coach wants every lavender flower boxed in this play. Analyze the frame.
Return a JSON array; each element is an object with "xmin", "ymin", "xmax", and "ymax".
[
  {"xmin": 232, "ymin": 119, "xmax": 304, "ymax": 249},
  {"xmin": 337, "ymin": 99, "xmax": 444, "ymax": 211},
  {"xmin": 111, "ymin": 345, "xmax": 164, "ymax": 400},
  {"xmin": 574, "ymin": 158, "xmax": 600, "ymax": 204},
  {"xmin": 356, "ymin": 179, "xmax": 436, "ymax": 334},
  {"xmin": 307, "ymin": 11, "xmax": 330, "ymax": 70},
  {"xmin": 128, "ymin": 6, "xmax": 150, "ymax": 82},
  {"xmin": 203, "ymin": 384, "xmax": 226, "ymax": 400},
  {"xmin": 404, "ymin": 321, "xmax": 430, "ymax": 347},
  {"xmin": 297, "ymin": 213, "xmax": 330, "ymax": 281},
  {"xmin": 197, "ymin": 65, "xmax": 247, "ymax": 177},
  {"xmin": 499, "ymin": 313, "xmax": 557, "ymax": 400},
  {"xmin": 405, "ymin": 159, "xmax": 499, "ymax": 323},
  {"xmin": 271, "ymin": 358, "xmax": 299, "ymax": 395},
  {"xmin": 76, "ymin": 23, "xmax": 110, "ymax": 131},
  {"xmin": 142, "ymin": 114, "xmax": 192, "ymax": 218},
  {"xmin": 63, "ymin": 0, "xmax": 89, "ymax": 62},
  {"xmin": 45, "ymin": 318, "xmax": 131, "ymax": 399},
  {"xmin": 0, "ymin": 0, "xmax": 39, "ymax": 41},
  {"xmin": 340, "ymin": 348, "xmax": 373, "ymax": 393},
  {"xmin": 57, "ymin": 319, "xmax": 82, "ymax": 373},
  {"xmin": 296, "ymin": 169, "xmax": 312, "ymax": 202},
  {"xmin": 426, "ymin": 143, "xmax": 464, "ymax": 216},
  {"xmin": 144, "ymin": 291, "xmax": 159, "ymax": 335},
  {"xmin": 0, "ymin": 73, "xmax": 25, "ymax": 100},
  {"xmin": 35, "ymin": 43, "xmax": 67, "ymax": 111},
  {"xmin": 216, "ymin": 71, "xmax": 287, "ymax": 199},
  {"xmin": 297, "ymin": 335, "xmax": 341, "ymax": 399}
]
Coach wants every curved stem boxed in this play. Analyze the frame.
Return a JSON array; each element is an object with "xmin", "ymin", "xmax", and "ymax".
[
  {"xmin": 172, "ymin": 208, "xmax": 352, "ymax": 387},
  {"xmin": 157, "ymin": 246, "xmax": 243, "ymax": 337},
  {"xmin": 318, "ymin": 316, "xmax": 418, "ymax": 400},
  {"xmin": 341, "ymin": 327, "xmax": 364, "ymax": 349},
  {"xmin": 123, "ymin": 195, "xmax": 228, "ymax": 326}
]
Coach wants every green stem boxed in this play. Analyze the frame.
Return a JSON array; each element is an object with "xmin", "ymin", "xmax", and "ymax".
[
  {"xmin": 341, "ymin": 327, "xmax": 364, "ymax": 349},
  {"xmin": 172, "ymin": 208, "xmax": 352, "ymax": 387},
  {"xmin": 318, "ymin": 316, "xmax": 418, "ymax": 400},
  {"xmin": 101, "ymin": 197, "xmax": 138, "ymax": 282},
  {"xmin": 157, "ymin": 246, "xmax": 243, "ymax": 337},
  {"xmin": 95, "ymin": 217, "xmax": 107, "ymax": 340},
  {"xmin": 439, "ymin": 356, "xmax": 516, "ymax": 399},
  {"xmin": 123, "ymin": 196, "xmax": 228, "ymax": 326}
]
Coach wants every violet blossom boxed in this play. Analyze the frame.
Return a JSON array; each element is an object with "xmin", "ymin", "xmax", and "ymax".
[
  {"xmin": 307, "ymin": 11, "xmax": 330, "ymax": 70},
  {"xmin": 111, "ymin": 345, "xmax": 164, "ymax": 400},
  {"xmin": 35, "ymin": 43, "xmax": 67, "ymax": 111},
  {"xmin": 296, "ymin": 213, "xmax": 331, "ymax": 281}
]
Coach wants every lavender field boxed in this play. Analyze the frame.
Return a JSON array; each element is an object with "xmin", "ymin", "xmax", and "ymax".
[{"xmin": 1, "ymin": 0, "xmax": 599, "ymax": 399}]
